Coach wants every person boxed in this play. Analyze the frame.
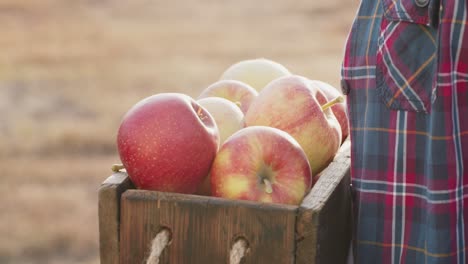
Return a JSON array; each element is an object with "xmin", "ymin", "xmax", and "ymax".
[{"xmin": 341, "ymin": 0, "xmax": 468, "ymax": 263}]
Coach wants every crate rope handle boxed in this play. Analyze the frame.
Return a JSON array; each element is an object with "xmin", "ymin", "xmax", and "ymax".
[
  {"xmin": 146, "ymin": 228, "xmax": 171, "ymax": 264},
  {"xmin": 230, "ymin": 237, "xmax": 248, "ymax": 264},
  {"xmin": 145, "ymin": 229, "xmax": 248, "ymax": 264}
]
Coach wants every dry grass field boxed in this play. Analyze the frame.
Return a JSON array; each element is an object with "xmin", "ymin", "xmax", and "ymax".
[{"xmin": 0, "ymin": 0, "xmax": 358, "ymax": 263}]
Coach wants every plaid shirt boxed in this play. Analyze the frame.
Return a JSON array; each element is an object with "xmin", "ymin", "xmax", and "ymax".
[{"xmin": 342, "ymin": 0, "xmax": 468, "ymax": 263}]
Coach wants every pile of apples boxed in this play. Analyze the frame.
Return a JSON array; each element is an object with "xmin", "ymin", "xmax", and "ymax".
[{"xmin": 114, "ymin": 58, "xmax": 349, "ymax": 206}]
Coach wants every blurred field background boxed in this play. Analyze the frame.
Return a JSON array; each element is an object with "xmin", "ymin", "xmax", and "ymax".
[{"xmin": 0, "ymin": 0, "xmax": 358, "ymax": 263}]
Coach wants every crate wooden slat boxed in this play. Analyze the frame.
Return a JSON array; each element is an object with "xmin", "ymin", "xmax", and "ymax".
[
  {"xmin": 98, "ymin": 139, "xmax": 351, "ymax": 263},
  {"xmin": 98, "ymin": 171, "xmax": 134, "ymax": 264},
  {"xmin": 120, "ymin": 190, "xmax": 297, "ymax": 263},
  {"xmin": 296, "ymin": 139, "xmax": 351, "ymax": 263}
]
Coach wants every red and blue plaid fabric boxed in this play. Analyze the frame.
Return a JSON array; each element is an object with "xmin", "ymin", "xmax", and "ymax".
[{"xmin": 342, "ymin": 0, "xmax": 468, "ymax": 263}]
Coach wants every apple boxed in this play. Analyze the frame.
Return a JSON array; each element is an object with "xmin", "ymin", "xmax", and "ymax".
[
  {"xmin": 244, "ymin": 75, "xmax": 342, "ymax": 176},
  {"xmin": 310, "ymin": 80, "xmax": 349, "ymax": 143},
  {"xmin": 198, "ymin": 80, "xmax": 258, "ymax": 114},
  {"xmin": 197, "ymin": 97, "xmax": 245, "ymax": 144},
  {"xmin": 210, "ymin": 126, "xmax": 312, "ymax": 205},
  {"xmin": 220, "ymin": 58, "xmax": 291, "ymax": 92},
  {"xmin": 195, "ymin": 97, "xmax": 245, "ymax": 195},
  {"xmin": 116, "ymin": 93, "xmax": 219, "ymax": 194}
]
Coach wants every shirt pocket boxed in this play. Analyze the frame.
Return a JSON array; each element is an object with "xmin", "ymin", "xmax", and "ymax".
[{"xmin": 376, "ymin": 0, "xmax": 440, "ymax": 113}]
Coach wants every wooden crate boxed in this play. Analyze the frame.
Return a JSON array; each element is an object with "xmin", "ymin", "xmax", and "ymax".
[{"xmin": 99, "ymin": 140, "xmax": 351, "ymax": 264}]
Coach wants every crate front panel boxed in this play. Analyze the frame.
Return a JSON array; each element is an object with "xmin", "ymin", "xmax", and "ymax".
[{"xmin": 120, "ymin": 190, "xmax": 298, "ymax": 264}]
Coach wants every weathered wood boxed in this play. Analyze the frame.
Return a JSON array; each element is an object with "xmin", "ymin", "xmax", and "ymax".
[
  {"xmin": 99, "ymin": 172, "xmax": 134, "ymax": 264},
  {"xmin": 296, "ymin": 139, "xmax": 352, "ymax": 264},
  {"xmin": 120, "ymin": 190, "xmax": 298, "ymax": 264}
]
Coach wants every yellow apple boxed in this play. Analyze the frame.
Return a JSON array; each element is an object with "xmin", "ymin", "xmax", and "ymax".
[{"xmin": 220, "ymin": 58, "xmax": 291, "ymax": 91}]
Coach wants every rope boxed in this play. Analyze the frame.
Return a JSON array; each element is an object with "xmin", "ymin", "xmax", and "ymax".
[
  {"xmin": 146, "ymin": 229, "xmax": 171, "ymax": 264},
  {"xmin": 229, "ymin": 238, "xmax": 248, "ymax": 264},
  {"xmin": 146, "ymin": 229, "xmax": 248, "ymax": 264}
]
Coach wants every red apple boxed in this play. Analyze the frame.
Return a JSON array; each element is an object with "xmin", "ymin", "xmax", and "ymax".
[
  {"xmin": 210, "ymin": 126, "xmax": 312, "ymax": 205},
  {"xmin": 198, "ymin": 80, "xmax": 258, "ymax": 114},
  {"xmin": 220, "ymin": 58, "xmax": 291, "ymax": 91},
  {"xmin": 310, "ymin": 80, "xmax": 349, "ymax": 143},
  {"xmin": 245, "ymin": 75, "xmax": 342, "ymax": 176},
  {"xmin": 116, "ymin": 93, "xmax": 219, "ymax": 194}
]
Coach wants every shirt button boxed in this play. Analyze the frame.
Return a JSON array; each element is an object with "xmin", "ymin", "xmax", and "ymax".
[
  {"xmin": 340, "ymin": 79, "xmax": 350, "ymax": 95},
  {"xmin": 415, "ymin": 0, "xmax": 429, "ymax": 8}
]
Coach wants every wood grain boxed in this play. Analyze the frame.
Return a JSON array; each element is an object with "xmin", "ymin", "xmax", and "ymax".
[
  {"xmin": 98, "ymin": 172, "xmax": 134, "ymax": 264},
  {"xmin": 296, "ymin": 139, "xmax": 352, "ymax": 264},
  {"xmin": 120, "ymin": 191, "xmax": 298, "ymax": 264}
]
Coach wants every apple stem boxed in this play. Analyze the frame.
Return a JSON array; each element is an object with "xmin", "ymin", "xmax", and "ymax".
[
  {"xmin": 111, "ymin": 164, "xmax": 125, "ymax": 172},
  {"xmin": 320, "ymin": 95, "xmax": 344, "ymax": 112},
  {"xmin": 196, "ymin": 106, "xmax": 208, "ymax": 121},
  {"xmin": 263, "ymin": 178, "xmax": 273, "ymax": 194}
]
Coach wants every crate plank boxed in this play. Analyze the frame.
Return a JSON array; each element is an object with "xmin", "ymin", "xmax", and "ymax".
[
  {"xmin": 99, "ymin": 172, "xmax": 134, "ymax": 264},
  {"xmin": 296, "ymin": 139, "xmax": 352, "ymax": 264},
  {"xmin": 120, "ymin": 191, "xmax": 298, "ymax": 264}
]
